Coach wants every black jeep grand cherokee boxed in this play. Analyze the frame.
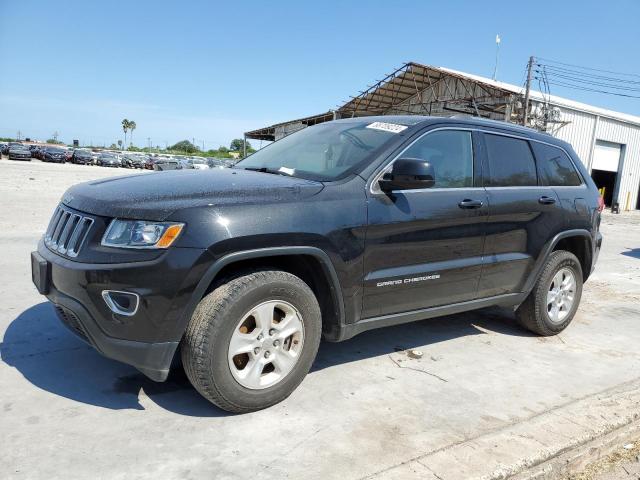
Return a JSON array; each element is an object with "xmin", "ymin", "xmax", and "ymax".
[{"xmin": 31, "ymin": 116, "xmax": 603, "ymax": 412}]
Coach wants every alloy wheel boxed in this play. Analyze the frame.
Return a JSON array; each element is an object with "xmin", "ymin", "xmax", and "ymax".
[
  {"xmin": 228, "ymin": 300, "xmax": 305, "ymax": 389},
  {"xmin": 546, "ymin": 267, "xmax": 576, "ymax": 324}
]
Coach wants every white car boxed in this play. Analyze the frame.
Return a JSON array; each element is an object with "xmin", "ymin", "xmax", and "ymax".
[{"xmin": 191, "ymin": 157, "xmax": 210, "ymax": 170}]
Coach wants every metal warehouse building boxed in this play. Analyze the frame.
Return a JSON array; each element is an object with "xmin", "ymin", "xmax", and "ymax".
[{"xmin": 245, "ymin": 62, "xmax": 640, "ymax": 211}]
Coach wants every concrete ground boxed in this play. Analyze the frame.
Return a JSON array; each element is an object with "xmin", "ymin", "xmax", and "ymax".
[
  {"xmin": 1, "ymin": 158, "xmax": 640, "ymax": 480},
  {"xmin": 563, "ymin": 440, "xmax": 640, "ymax": 480}
]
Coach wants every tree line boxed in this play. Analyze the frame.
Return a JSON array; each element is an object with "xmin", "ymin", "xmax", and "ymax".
[{"xmin": 124, "ymin": 138, "xmax": 255, "ymax": 158}]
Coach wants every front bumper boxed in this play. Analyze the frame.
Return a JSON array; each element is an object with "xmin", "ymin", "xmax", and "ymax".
[
  {"xmin": 32, "ymin": 240, "xmax": 210, "ymax": 381},
  {"xmin": 48, "ymin": 290, "xmax": 178, "ymax": 381}
]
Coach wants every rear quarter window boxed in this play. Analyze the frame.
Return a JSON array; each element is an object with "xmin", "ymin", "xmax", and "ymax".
[
  {"xmin": 532, "ymin": 143, "xmax": 583, "ymax": 187},
  {"xmin": 484, "ymin": 133, "xmax": 537, "ymax": 187}
]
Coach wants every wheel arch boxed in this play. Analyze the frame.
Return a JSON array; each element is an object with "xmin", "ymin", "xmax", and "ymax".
[
  {"xmin": 552, "ymin": 235, "xmax": 592, "ymax": 281},
  {"xmin": 523, "ymin": 229, "xmax": 593, "ymax": 295},
  {"xmin": 176, "ymin": 247, "xmax": 346, "ymax": 344}
]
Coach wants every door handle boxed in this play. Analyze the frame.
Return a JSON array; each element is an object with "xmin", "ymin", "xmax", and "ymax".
[
  {"xmin": 538, "ymin": 196, "xmax": 556, "ymax": 205},
  {"xmin": 458, "ymin": 199, "xmax": 483, "ymax": 209}
]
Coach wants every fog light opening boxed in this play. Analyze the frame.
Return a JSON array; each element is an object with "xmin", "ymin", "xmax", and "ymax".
[{"xmin": 102, "ymin": 290, "xmax": 140, "ymax": 316}]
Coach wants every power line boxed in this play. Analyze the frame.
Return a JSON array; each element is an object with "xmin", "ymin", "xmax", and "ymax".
[
  {"xmin": 535, "ymin": 57, "xmax": 640, "ymax": 100},
  {"xmin": 542, "ymin": 79, "xmax": 640, "ymax": 99},
  {"xmin": 540, "ymin": 64, "xmax": 640, "ymax": 85},
  {"xmin": 538, "ymin": 71, "xmax": 640, "ymax": 92},
  {"xmin": 537, "ymin": 56, "xmax": 640, "ymax": 79}
]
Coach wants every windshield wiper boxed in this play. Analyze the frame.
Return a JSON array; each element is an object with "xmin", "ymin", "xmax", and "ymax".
[{"xmin": 241, "ymin": 166, "xmax": 293, "ymax": 177}]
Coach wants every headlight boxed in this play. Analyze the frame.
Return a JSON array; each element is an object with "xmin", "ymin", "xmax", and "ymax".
[{"xmin": 101, "ymin": 219, "xmax": 184, "ymax": 249}]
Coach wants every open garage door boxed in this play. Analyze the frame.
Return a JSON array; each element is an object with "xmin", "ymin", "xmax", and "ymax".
[{"xmin": 591, "ymin": 140, "xmax": 623, "ymax": 206}]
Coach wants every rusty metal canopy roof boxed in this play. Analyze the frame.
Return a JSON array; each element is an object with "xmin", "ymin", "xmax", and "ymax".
[
  {"xmin": 337, "ymin": 61, "xmax": 516, "ymax": 116},
  {"xmin": 244, "ymin": 111, "xmax": 335, "ymax": 141},
  {"xmin": 245, "ymin": 62, "xmax": 519, "ymax": 141}
]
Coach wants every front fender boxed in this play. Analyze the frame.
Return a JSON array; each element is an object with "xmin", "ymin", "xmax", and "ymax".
[{"xmin": 169, "ymin": 246, "xmax": 346, "ymax": 343}]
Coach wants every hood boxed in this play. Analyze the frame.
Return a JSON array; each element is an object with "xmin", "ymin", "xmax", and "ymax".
[{"xmin": 62, "ymin": 168, "xmax": 324, "ymax": 221}]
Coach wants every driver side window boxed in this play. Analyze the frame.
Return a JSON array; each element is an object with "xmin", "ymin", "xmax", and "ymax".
[{"xmin": 401, "ymin": 130, "xmax": 474, "ymax": 188}]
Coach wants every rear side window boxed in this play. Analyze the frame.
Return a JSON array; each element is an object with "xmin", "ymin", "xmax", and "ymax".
[
  {"xmin": 484, "ymin": 134, "xmax": 537, "ymax": 187},
  {"xmin": 534, "ymin": 143, "xmax": 582, "ymax": 186},
  {"xmin": 401, "ymin": 130, "xmax": 473, "ymax": 188}
]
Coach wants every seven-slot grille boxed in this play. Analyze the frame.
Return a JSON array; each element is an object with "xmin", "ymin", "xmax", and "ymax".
[{"xmin": 44, "ymin": 204, "xmax": 94, "ymax": 257}]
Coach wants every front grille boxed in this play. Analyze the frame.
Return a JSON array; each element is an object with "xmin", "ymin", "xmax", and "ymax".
[
  {"xmin": 44, "ymin": 204, "xmax": 94, "ymax": 257},
  {"xmin": 54, "ymin": 305, "xmax": 89, "ymax": 342}
]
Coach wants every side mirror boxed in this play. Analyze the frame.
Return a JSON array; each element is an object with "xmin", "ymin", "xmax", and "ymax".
[{"xmin": 378, "ymin": 158, "xmax": 435, "ymax": 192}]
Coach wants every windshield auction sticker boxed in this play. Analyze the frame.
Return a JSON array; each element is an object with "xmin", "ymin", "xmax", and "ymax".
[{"xmin": 366, "ymin": 122, "xmax": 408, "ymax": 133}]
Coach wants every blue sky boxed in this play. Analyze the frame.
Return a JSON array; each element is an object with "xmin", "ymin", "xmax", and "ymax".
[{"xmin": 1, "ymin": 0, "xmax": 639, "ymax": 148}]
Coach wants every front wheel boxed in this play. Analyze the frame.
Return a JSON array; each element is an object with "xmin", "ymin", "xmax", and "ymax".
[
  {"xmin": 516, "ymin": 250, "xmax": 583, "ymax": 336},
  {"xmin": 181, "ymin": 270, "xmax": 322, "ymax": 413}
]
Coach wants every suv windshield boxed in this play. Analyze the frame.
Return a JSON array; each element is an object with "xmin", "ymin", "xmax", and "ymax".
[{"xmin": 236, "ymin": 120, "xmax": 401, "ymax": 181}]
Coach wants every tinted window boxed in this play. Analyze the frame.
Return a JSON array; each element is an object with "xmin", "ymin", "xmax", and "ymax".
[
  {"xmin": 485, "ymin": 134, "xmax": 537, "ymax": 187},
  {"xmin": 401, "ymin": 130, "xmax": 473, "ymax": 188},
  {"xmin": 534, "ymin": 143, "xmax": 582, "ymax": 186}
]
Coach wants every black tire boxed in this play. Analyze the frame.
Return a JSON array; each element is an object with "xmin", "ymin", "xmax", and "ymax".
[
  {"xmin": 516, "ymin": 250, "xmax": 583, "ymax": 336},
  {"xmin": 181, "ymin": 270, "xmax": 322, "ymax": 413}
]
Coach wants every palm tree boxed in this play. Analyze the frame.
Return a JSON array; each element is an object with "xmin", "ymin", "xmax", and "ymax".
[
  {"xmin": 121, "ymin": 119, "xmax": 130, "ymax": 150},
  {"xmin": 129, "ymin": 120, "xmax": 136, "ymax": 147}
]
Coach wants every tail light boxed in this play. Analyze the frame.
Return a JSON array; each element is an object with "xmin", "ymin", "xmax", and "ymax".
[{"xmin": 597, "ymin": 196, "xmax": 605, "ymax": 212}]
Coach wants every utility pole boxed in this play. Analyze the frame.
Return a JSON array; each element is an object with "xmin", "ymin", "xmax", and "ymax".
[
  {"xmin": 523, "ymin": 56, "xmax": 534, "ymax": 126},
  {"xmin": 147, "ymin": 137, "xmax": 151, "ymax": 150},
  {"xmin": 16, "ymin": 130, "xmax": 22, "ymax": 141}
]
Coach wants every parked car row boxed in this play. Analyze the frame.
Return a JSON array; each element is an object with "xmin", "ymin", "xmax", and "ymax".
[
  {"xmin": 1, "ymin": 142, "xmax": 236, "ymax": 170},
  {"xmin": 1, "ymin": 142, "xmax": 73, "ymax": 162},
  {"xmin": 152, "ymin": 155, "xmax": 232, "ymax": 171}
]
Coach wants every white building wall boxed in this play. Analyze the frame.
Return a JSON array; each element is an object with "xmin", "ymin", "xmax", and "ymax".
[{"xmin": 541, "ymin": 102, "xmax": 640, "ymax": 210}]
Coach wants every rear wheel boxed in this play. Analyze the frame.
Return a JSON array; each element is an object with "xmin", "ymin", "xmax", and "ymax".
[
  {"xmin": 181, "ymin": 270, "xmax": 322, "ymax": 413},
  {"xmin": 516, "ymin": 250, "xmax": 583, "ymax": 336}
]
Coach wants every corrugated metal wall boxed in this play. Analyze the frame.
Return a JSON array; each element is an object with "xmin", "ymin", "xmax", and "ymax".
[
  {"xmin": 546, "ymin": 107, "xmax": 596, "ymax": 163},
  {"xmin": 544, "ymin": 102, "xmax": 640, "ymax": 210}
]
